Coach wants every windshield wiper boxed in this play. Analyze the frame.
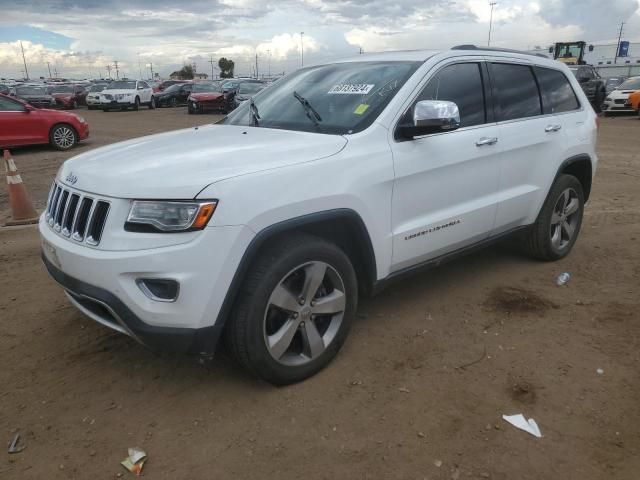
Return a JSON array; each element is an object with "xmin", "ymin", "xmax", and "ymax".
[
  {"xmin": 293, "ymin": 91, "xmax": 322, "ymax": 127},
  {"xmin": 249, "ymin": 97, "xmax": 261, "ymax": 126}
]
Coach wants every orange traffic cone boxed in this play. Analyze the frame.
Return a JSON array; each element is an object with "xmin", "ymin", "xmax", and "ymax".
[{"xmin": 4, "ymin": 149, "xmax": 39, "ymax": 226}]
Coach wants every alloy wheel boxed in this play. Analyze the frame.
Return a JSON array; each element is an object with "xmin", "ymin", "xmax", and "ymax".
[
  {"xmin": 263, "ymin": 261, "xmax": 346, "ymax": 366},
  {"xmin": 53, "ymin": 126, "xmax": 75, "ymax": 149},
  {"xmin": 550, "ymin": 187, "xmax": 580, "ymax": 250}
]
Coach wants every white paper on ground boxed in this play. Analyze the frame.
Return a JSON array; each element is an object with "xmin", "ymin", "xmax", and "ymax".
[{"xmin": 502, "ymin": 414, "xmax": 542, "ymax": 438}]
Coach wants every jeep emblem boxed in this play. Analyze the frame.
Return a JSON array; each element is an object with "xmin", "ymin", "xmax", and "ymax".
[{"xmin": 65, "ymin": 172, "xmax": 78, "ymax": 185}]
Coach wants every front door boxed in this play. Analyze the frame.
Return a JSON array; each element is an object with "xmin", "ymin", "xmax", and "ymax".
[
  {"xmin": 0, "ymin": 97, "xmax": 41, "ymax": 147},
  {"xmin": 389, "ymin": 61, "xmax": 501, "ymax": 271}
]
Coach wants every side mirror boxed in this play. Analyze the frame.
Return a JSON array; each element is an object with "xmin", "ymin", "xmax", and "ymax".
[
  {"xmin": 398, "ymin": 100, "xmax": 461, "ymax": 139},
  {"xmin": 24, "ymin": 105, "xmax": 34, "ymax": 113},
  {"xmin": 578, "ymin": 76, "xmax": 590, "ymax": 84}
]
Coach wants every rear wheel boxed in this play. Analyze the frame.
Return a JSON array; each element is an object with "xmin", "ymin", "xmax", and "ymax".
[
  {"xmin": 225, "ymin": 234, "xmax": 358, "ymax": 385},
  {"xmin": 148, "ymin": 96, "xmax": 156, "ymax": 109},
  {"xmin": 50, "ymin": 124, "xmax": 78, "ymax": 151},
  {"xmin": 523, "ymin": 174, "xmax": 584, "ymax": 261},
  {"xmin": 170, "ymin": 97, "xmax": 177, "ymax": 107}
]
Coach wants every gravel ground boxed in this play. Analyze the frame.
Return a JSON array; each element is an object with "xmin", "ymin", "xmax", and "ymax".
[{"xmin": 1, "ymin": 108, "xmax": 639, "ymax": 479}]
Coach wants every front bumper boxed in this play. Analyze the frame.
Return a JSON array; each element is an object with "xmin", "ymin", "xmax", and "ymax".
[
  {"xmin": 39, "ymin": 214, "xmax": 254, "ymax": 354},
  {"xmin": 603, "ymin": 100, "xmax": 633, "ymax": 113}
]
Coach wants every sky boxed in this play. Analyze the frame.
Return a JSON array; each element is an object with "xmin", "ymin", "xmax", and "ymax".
[{"xmin": 0, "ymin": 0, "xmax": 639, "ymax": 79}]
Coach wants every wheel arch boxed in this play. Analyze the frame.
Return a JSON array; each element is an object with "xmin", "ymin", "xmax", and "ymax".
[
  {"xmin": 557, "ymin": 154, "xmax": 593, "ymax": 202},
  {"xmin": 213, "ymin": 209, "xmax": 377, "ymax": 340},
  {"xmin": 49, "ymin": 122, "xmax": 78, "ymax": 146}
]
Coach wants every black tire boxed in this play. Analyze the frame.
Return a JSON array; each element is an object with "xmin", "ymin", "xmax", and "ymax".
[
  {"xmin": 88, "ymin": 105, "xmax": 95, "ymax": 110},
  {"xmin": 523, "ymin": 174, "xmax": 584, "ymax": 261},
  {"xmin": 49, "ymin": 124, "xmax": 78, "ymax": 151},
  {"xmin": 187, "ymin": 104, "xmax": 194, "ymax": 114},
  {"xmin": 170, "ymin": 97, "xmax": 177, "ymax": 108},
  {"xmin": 71, "ymin": 100, "xmax": 77, "ymax": 110},
  {"xmin": 593, "ymin": 88, "xmax": 605, "ymax": 114},
  {"xmin": 102, "ymin": 108, "xmax": 109, "ymax": 112},
  {"xmin": 148, "ymin": 96, "xmax": 156, "ymax": 109},
  {"xmin": 132, "ymin": 97, "xmax": 140, "ymax": 111},
  {"xmin": 225, "ymin": 233, "xmax": 358, "ymax": 385}
]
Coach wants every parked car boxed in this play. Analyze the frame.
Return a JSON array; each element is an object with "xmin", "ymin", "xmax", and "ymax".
[
  {"xmin": 85, "ymin": 84, "xmax": 108, "ymax": 109},
  {"xmin": 604, "ymin": 76, "xmax": 627, "ymax": 94},
  {"xmin": 46, "ymin": 84, "xmax": 87, "ymax": 109},
  {"xmin": 233, "ymin": 81, "xmax": 266, "ymax": 109},
  {"xmin": 603, "ymin": 76, "xmax": 640, "ymax": 115},
  {"xmin": 11, "ymin": 84, "xmax": 56, "ymax": 109},
  {"xmin": 99, "ymin": 80, "xmax": 155, "ymax": 111},
  {"xmin": 0, "ymin": 93, "xmax": 89, "ymax": 150},
  {"xmin": 187, "ymin": 81, "xmax": 232, "ymax": 114},
  {"xmin": 153, "ymin": 80, "xmax": 184, "ymax": 93},
  {"xmin": 40, "ymin": 47, "xmax": 597, "ymax": 385},
  {"xmin": 568, "ymin": 65, "xmax": 606, "ymax": 112},
  {"xmin": 627, "ymin": 89, "xmax": 640, "ymax": 116},
  {"xmin": 0, "ymin": 84, "xmax": 9, "ymax": 95},
  {"xmin": 154, "ymin": 83, "xmax": 192, "ymax": 107}
]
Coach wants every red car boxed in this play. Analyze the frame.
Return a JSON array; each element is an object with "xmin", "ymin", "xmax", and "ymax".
[
  {"xmin": 0, "ymin": 94, "xmax": 89, "ymax": 150},
  {"xmin": 46, "ymin": 84, "xmax": 87, "ymax": 109},
  {"xmin": 187, "ymin": 81, "xmax": 233, "ymax": 114}
]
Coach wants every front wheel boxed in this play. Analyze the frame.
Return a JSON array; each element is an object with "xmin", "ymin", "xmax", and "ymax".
[
  {"xmin": 523, "ymin": 174, "xmax": 584, "ymax": 261},
  {"xmin": 132, "ymin": 97, "xmax": 140, "ymax": 111},
  {"xmin": 148, "ymin": 96, "xmax": 156, "ymax": 109},
  {"xmin": 225, "ymin": 234, "xmax": 358, "ymax": 385},
  {"xmin": 50, "ymin": 124, "xmax": 78, "ymax": 151}
]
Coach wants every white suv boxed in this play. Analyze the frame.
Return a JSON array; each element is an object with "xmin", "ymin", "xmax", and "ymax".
[
  {"xmin": 40, "ymin": 46, "xmax": 598, "ymax": 384},
  {"xmin": 99, "ymin": 79, "xmax": 155, "ymax": 111}
]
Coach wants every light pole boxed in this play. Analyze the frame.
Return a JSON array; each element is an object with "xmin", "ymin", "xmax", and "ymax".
[
  {"xmin": 488, "ymin": 2, "xmax": 497, "ymax": 47},
  {"xmin": 300, "ymin": 32, "xmax": 304, "ymax": 67},
  {"xmin": 267, "ymin": 49, "xmax": 271, "ymax": 78}
]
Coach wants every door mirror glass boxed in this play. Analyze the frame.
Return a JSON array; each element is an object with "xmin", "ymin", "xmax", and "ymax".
[{"xmin": 400, "ymin": 100, "xmax": 460, "ymax": 138}]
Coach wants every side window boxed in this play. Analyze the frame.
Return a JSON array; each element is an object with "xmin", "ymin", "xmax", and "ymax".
[
  {"xmin": 0, "ymin": 97, "xmax": 25, "ymax": 111},
  {"xmin": 412, "ymin": 62, "xmax": 487, "ymax": 128},
  {"xmin": 534, "ymin": 67, "xmax": 580, "ymax": 114},
  {"xmin": 490, "ymin": 63, "xmax": 542, "ymax": 121}
]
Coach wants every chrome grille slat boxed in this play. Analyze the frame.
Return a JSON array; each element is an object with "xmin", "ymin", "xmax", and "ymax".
[{"xmin": 44, "ymin": 180, "xmax": 110, "ymax": 247}]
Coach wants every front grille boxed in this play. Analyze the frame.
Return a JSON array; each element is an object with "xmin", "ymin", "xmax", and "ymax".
[
  {"xmin": 103, "ymin": 94, "xmax": 113, "ymax": 100},
  {"xmin": 45, "ymin": 182, "xmax": 110, "ymax": 246},
  {"xmin": 614, "ymin": 99, "xmax": 626, "ymax": 104}
]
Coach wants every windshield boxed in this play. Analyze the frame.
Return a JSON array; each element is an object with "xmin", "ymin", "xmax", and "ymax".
[
  {"xmin": 16, "ymin": 86, "xmax": 47, "ymax": 95},
  {"xmin": 47, "ymin": 85, "xmax": 73, "ymax": 93},
  {"xmin": 107, "ymin": 81, "xmax": 137, "ymax": 90},
  {"xmin": 238, "ymin": 82, "xmax": 264, "ymax": 94},
  {"xmin": 223, "ymin": 61, "xmax": 419, "ymax": 135},
  {"xmin": 163, "ymin": 84, "xmax": 185, "ymax": 93},
  {"xmin": 192, "ymin": 82, "xmax": 221, "ymax": 92},
  {"xmin": 222, "ymin": 81, "xmax": 240, "ymax": 89},
  {"xmin": 617, "ymin": 77, "xmax": 640, "ymax": 90},
  {"xmin": 89, "ymin": 84, "xmax": 107, "ymax": 92}
]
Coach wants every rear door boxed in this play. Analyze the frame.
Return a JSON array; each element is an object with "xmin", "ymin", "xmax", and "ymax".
[
  {"xmin": 389, "ymin": 60, "xmax": 502, "ymax": 270},
  {"xmin": 0, "ymin": 96, "xmax": 42, "ymax": 147},
  {"xmin": 488, "ymin": 61, "xmax": 569, "ymax": 232}
]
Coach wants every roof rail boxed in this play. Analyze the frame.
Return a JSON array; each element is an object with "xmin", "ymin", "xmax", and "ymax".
[{"xmin": 451, "ymin": 45, "xmax": 549, "ymax": 59}]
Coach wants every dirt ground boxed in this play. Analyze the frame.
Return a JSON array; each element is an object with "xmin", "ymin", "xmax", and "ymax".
[{"xmin": 1, "ymin": 108, "xmax": 639, "ymax": 480}]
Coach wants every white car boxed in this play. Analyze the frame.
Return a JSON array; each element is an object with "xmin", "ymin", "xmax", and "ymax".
[
  {"xmin": 99, "ymin": 79, "xmax": 155, "ymax": 111},
  {"xmin": 603, "ymin": 76, "xmax": 640, "ymax": 115},
  {"xmin": 40, "ymin": 46, "xmax": 598, "ymax": 385},
  {"xmin": 85, "ymin": 84, "xmax": 108, "ymax": 110}
]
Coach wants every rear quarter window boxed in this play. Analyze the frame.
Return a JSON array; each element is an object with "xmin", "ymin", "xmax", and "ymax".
[
  {"xmin": 490, "ymin": 63, "xmax": 542, "ymax": 122},
  {"xmin": 534, "ymin": 67, "xmax": 580, "ymax": 114}
]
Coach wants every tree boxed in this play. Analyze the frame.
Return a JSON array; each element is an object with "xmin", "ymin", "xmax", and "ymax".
[
  {"xmin": 218, "ymin": 57, "xmax": 235, "ymax": 78},
  {"xmin": 177, "ymin": 64, "xmax": 194, "ymax": 79}
]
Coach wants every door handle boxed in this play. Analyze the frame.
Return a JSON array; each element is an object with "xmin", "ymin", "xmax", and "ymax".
[
  {"xmin": 475, "ymin": 137, "xmax": 498, "ymax": 146},
  {"xmin": 545, "ymin": 124, "xmax": 562, "ymax": 132}
]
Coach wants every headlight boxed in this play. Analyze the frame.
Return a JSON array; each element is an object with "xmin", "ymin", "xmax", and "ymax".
[
  {"xmin": 605, "ymin": 97, "xmax": 612, "ymax": 101},
  {"xmin": 75, "ymin": 115, "xmax": 86, "ymax": 123},
  {"xmin": 125, "ymin": 200, "xmax": 217, "ymax": 232}
]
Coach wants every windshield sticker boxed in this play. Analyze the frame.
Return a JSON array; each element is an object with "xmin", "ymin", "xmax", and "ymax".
[
  {"xmin": 328, "ymin": 84, "xmax": 374, "ymax": 95},
  {"xmin": 353, "ymin": 104, "xmax": 370, "ymax": 115}
]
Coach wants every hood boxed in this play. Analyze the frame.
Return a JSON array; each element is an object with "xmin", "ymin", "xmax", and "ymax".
[
  {"xmin": 101, "ymin": 89, "xmax": 136, "ymax": 95},
  {"xmin": 190, "ymin": 92, "xmax": 223, "ymax": 101},
  {"xmin": 58, "ymin": 124, "xmax": 348, "ymax": 198},
  {"xmin": 20, "ymin": 94, "xmax": 54, "ymax": 100}
]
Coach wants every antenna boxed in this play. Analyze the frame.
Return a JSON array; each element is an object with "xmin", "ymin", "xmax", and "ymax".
[{"xmin": 488, "ymin": 2, "xmax": 497, "ymax": 47}]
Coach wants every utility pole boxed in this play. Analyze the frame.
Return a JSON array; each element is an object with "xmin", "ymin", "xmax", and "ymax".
[
  {"xmin": 54, "ymin": 67, "xmax": 58, "ymax": 77},
  {"xmin": 267, "ymin": 49, "xmax": 271, "ymax": 78},
  {"xmin": 614, "ymin": 21, "xmax": 625, "ymax": 64},
  {"xmin": 255, "ymin": 52, "xmax": 259, "ymax": 79},
  {"xmin": 359, "ymin": 47, "xmax": 364, "ymax": 54},
  {"xmin": 114, "ymin": 60, "xmax": 119, "ymax": 79},
  {"xmin": 137, "ymin": 53, "xmax": 143, "ymax": 79},
  {"xmin": 300, "ymin": 32, "xmax": 305, "ymax": 67},
  {"xmin": 149, "ymin": 62, "xmax": 154, "ymax": 79},
  {"xmin": 488, "ymin": 2, "xmax": 497, "ymax": 47},
  {"xmin": 46, "ymin": 61, "xmax": 52, "ymax": 78},
  {"xmin": 209, "ymin": 56, "xmax": 215, "ymax": 79},
  {"xmin": 20, "ymin": 41, "xmax": 29, "ymax": 79},
  {"xmin": 106, "ymin": 64, "xmax": 112, "ymax": 78}
]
